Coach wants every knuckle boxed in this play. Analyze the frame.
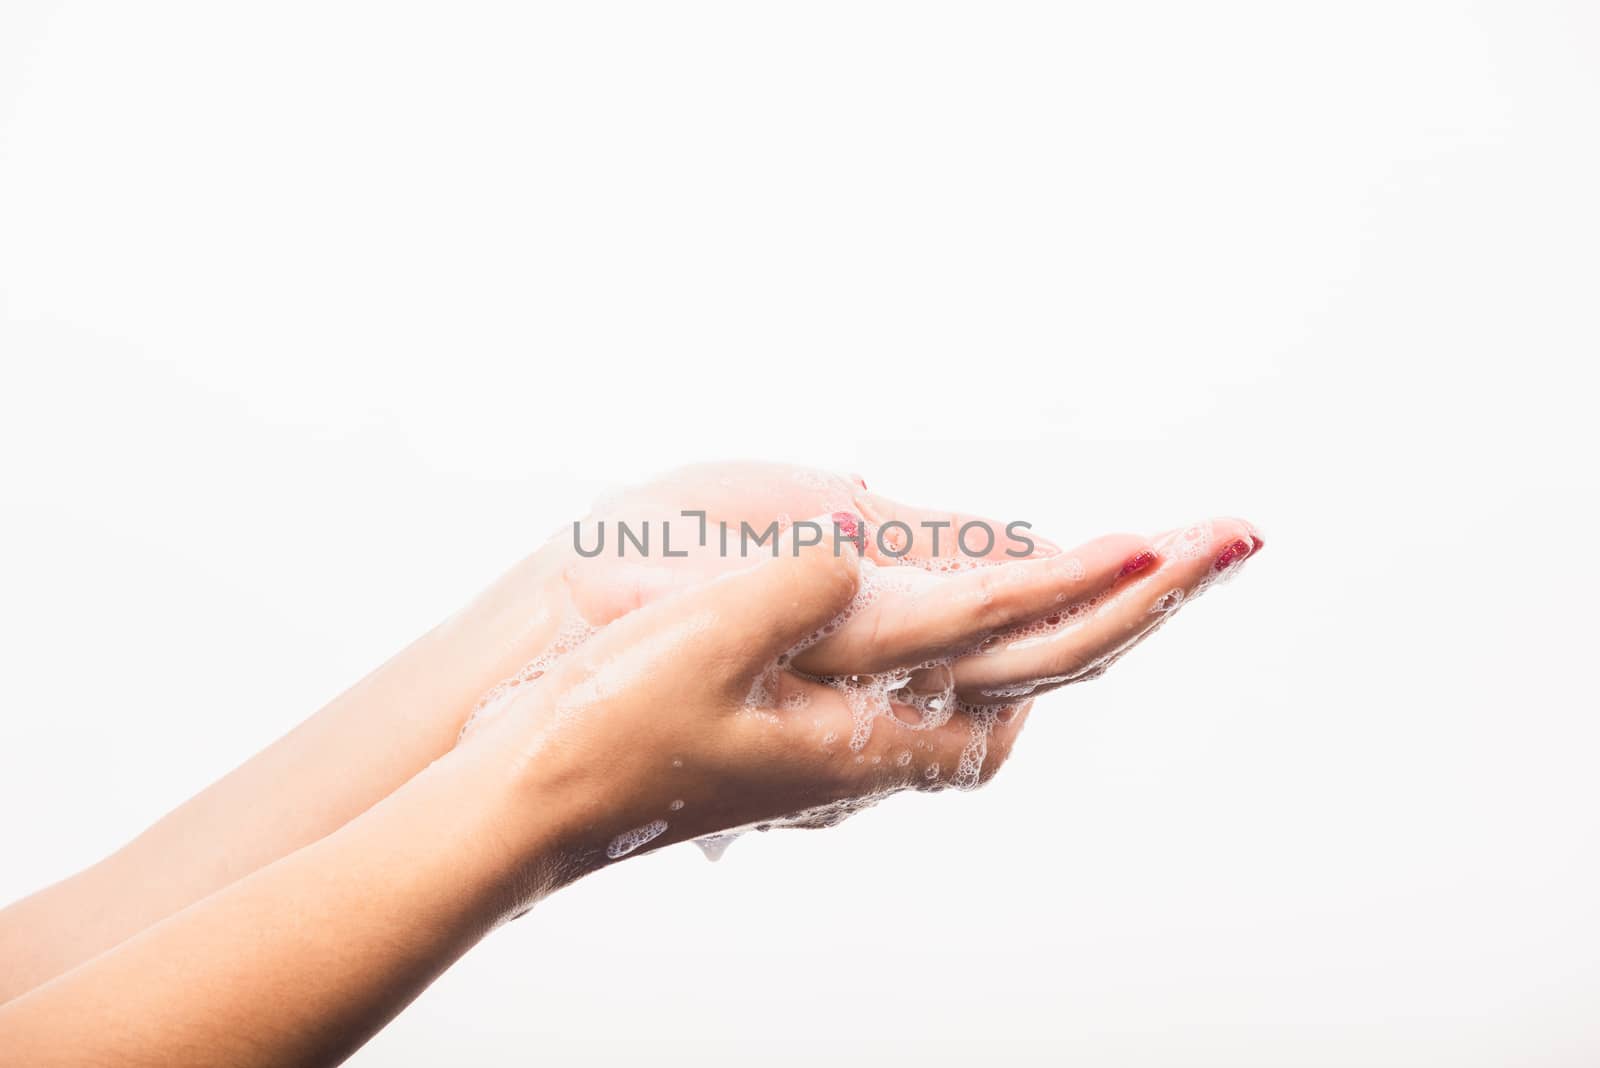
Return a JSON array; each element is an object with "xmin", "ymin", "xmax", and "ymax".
[
  {"xmin": 708, "ymin": 643, "xmax": 758, "ymax": 689},
  {"xmin": 967, "ymin": 570, "xmax": 1014, "ymax": 630},
  {"xmin": 799, "ymin": 547, "xmax": 861, "ymax": 610}
]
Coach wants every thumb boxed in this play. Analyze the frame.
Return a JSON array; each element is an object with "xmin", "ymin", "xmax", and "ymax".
[{"xmin": 692, "ymin": 514, "xmax": 863, "ymax": 684}]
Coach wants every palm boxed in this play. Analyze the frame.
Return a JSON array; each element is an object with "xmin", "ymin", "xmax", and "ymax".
[{"xmin": 559, "ymin": 461, "xmax": 868, "ymax": 625}]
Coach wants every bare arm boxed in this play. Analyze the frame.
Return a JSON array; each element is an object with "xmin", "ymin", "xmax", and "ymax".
[
  {"xmin": 0, "ymin": 728, "xmax": 556, "ymax": 1067},
  {"xmin": 0, "ymin": 548, "xmax": 567, "ymax": 1002},
  {"xmin": 0, "ymin": 539, "xmax": 872, "ymax": 1067}
]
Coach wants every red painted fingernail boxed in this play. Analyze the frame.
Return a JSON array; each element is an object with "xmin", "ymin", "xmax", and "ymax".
[
  {"xmin": 1214, "ymin": 538, "xmax": 1252, "ymax": 571},
  {"xmin": 831, "ymin": 512, "xmax": 866, "ymax": 554},
  {"xmin": 1118, "ymin": 550, "xmax": 1158, "ymax": 577},
  {"xmin": 1250, "ymin": 534, "xmax": 1265, "ymax": 552},
  {"xmin": 851, "ymin": 474, "xmax": 868, "ymax": 491}
]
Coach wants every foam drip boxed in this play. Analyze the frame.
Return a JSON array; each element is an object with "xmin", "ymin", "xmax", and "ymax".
[{"xmin": 693, "ymin": 832, "xmax": 741, "ymax": 861}]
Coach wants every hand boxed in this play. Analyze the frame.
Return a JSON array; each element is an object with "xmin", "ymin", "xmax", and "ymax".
[
  {"xmin": 462, "ymin": 533, "xmax": 1036, "ymax": 881},
  {"xmin": 526, "ymin": 461, "xmax": 1187, "ymax": 705},
  {"xmin": 950, "ymin": 518, "xmax": 1265, "ymax": 700}
]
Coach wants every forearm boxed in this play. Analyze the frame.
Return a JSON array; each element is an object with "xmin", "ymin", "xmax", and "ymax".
[
  {"xmin": 0, "ymin": 739, "xmax": 565, "ymax": 1068},
  {"xmin": 0, "ymin": 547, "xmax": 567, "ymax": 1002}
]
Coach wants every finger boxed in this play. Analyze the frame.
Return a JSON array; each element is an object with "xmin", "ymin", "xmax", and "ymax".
[
  {"xmin": 774, "ymin": 674, "xmax": 1035, "ymax": 796},
  {"xmin": 561, "ymin": 555, "xmax": 725, "ymax": 626},
  {"xmin": 685, "ymin": 520, "xmax": 864, "ymax": 691},
  {"xmin": 950, "ymin": 517, "xmax": 1261, "ymax": 701},
  {"xmin": 547, "ymin": 519, "xmax": 862, "ymax": 709},
  {"xmin": 856, "ymin": 494, "xmax": 1060, "ymax": 563},
  {"xmin": 809, "ymin": 690, "xmax": 975, "ymax": 791},
  {"xmin": 790, "ymin": 533, "xmax": 1157, "ymax": 676},
  {"xmin": 867, "ymin": 696, "xmax": 1035, "ymax": 792}
]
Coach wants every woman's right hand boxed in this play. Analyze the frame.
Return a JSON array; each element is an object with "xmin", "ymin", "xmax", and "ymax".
[{"xmin": 464, "ymin": 534, "xmax": 1024, "ymax": 890}]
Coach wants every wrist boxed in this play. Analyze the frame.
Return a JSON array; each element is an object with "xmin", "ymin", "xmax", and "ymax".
[
  {"xmin": 451, "ymin": 691, "xmax": 641, "ymax": 897},
  {"xmin": 415, "ymin": 737, "xmax": 588, "ymax": 918},
  {"xmin": 422, "ymin": 545, "xmax": 573, "ymax": 734}
]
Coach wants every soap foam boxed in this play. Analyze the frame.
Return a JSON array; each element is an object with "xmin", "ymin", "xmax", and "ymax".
[
  {"xmin": 606, "ymin": 819, "xmax": 669, "ymax": 859},
  {"xmin": 693, "ymin": 832, "xmax": 741, "ymax": 861},
  {"xmin": 458, "ymin": 617, "xmax": 598, "ymax": 739}
]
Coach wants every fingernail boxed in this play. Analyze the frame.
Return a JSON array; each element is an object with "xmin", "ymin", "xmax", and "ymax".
[
  {"xmin": 852, "ymin": 474, "xmax": 869, "ymax": 491},
  {"xmin": 1118, "ymin": 550, "xmax": 1158, "ymax": 577},
  {"xmin": 1214, "ymin": 538, "xmax": 1252, "ymax": 572},
  {"xmin": 831, "ymin": 511, "xmax": 865, "ymax": 554},
  {"xmin": 1249, "ymin": 534, "xmax": 1265, "ymax": 552}
]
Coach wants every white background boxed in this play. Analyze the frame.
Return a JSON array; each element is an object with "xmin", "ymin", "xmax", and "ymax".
[{"xmin": 3, "ymin": 2, "xmax": 1598, "ymax": 1064}]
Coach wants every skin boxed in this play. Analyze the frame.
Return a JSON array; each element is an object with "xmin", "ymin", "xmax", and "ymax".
[
  {"xmin": 557, "ymin": 463, "xmax": 1260, "ymax": 700},
  {"xmin": 0, "ymin": 464, "xmax": 1262, "ymax": 1065}
]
